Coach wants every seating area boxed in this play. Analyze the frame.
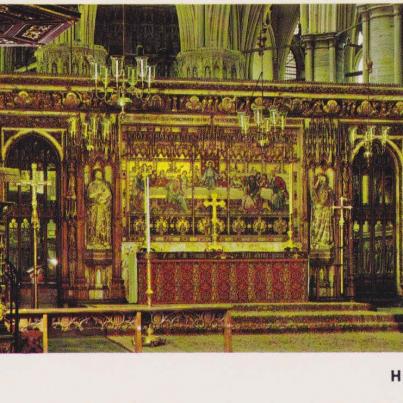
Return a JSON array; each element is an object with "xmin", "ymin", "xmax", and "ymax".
[{"xmin": 3, "ymin": 302, "xmax": 401, "ymax": 353}]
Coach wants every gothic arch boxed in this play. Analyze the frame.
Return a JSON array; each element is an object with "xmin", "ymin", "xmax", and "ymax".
[
  {"xmin": 4, "ymin": 132, "xmax": 63, "ymax": 292},
  {"xmin": 3, "ymin": 129, "xmax": 63, "ymax": 162},
  {"xmin": 352, "ymin": 141, "xmax": 403, "ymax": 296}
]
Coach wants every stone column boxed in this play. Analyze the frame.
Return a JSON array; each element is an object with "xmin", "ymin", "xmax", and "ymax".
[
  {"xmin": 300, "ymin": 5, "xmax": 309, "ymax": 35},
  {"xmin": 370, "ymin": 5, "xmax": 394, "ymax": 83},
  {"xmin": 303, "ymin": 33, "xmax": 339, "ymax": 82},
  {"xmin": 361, "ymin": 9, "xmax": 370, "ymax": 83},
  {"xmin": 176, "ymin": 4, "xmax": 246, "ymax": 79},
  {"xmin": 0, "ymin": 48, "xmax": 13, "ymax": 73},
  {"xmin": 329, "ymin": 37, "xmax": 336, "ymax": 83},
  {"xmin": 359, "ymin": 4, "xmax": 398, "ymax": 84},
  {"xmin": 394, "ymin": 5, "xmax": 402, "ymax": 85},
  {"xmin": 304, "ymin": 39, "xmax": 314, "ymax": 81}
]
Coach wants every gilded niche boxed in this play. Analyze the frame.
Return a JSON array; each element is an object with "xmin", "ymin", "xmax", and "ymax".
[
  {"xmin": 310, "ymin": 172, "xmax": 334, "ymax": 253},
  {"xmin": 86, "ymin": 168, "xmax": 112, "ymax": 250}
]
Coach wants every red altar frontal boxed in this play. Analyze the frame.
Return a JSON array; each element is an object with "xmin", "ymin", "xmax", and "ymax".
[{"xmin": 138, "ymin": 252, "xmax": 308, "ymax": 304}]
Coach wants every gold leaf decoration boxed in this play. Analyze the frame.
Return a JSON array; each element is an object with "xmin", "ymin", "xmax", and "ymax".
[
  {"xmin": 357, "ymin": 100, "xmax": 375, "ymax": 116},
  {"xmin": 273, "ymin": 218, "xmax": 288, "ymax": 235},
  {"xmin": 218, "ymin": 96, "xmax": 236, "ymax": 113},
  {"xmin": 252, "ymin": 217, "xmax": 267, "ymax": 235},
  {"xmin": 175, "ymin": 217, "xmax": 190, "ymax": 235},
  {"xmin": 197, "ymin": 217, "xmax": 210, "ymax": 235},
  {"xmin": 323, "ymin": 99, "xmax": 340, "ymax": 114},
  {"xmin": 155, "ymin": 217, "xmax": 168, "ymax": 235},
  {"xmin": 14, "ymin": 91, "xmax": 32, "ymax": 107},
  {"xmin": 133, "ymin": 218, "xmax": 145, "ymax": 234},
  {"xmin": 63, "ymin": 92, "xmax": 81, "ymax": 108},
  {"xmin": 185, "ymin": 96, "xmax": 201, "ymax": 112},
  {"xmin": 232, "ymin": 217, "xmax": 246, "ymax": 235}
]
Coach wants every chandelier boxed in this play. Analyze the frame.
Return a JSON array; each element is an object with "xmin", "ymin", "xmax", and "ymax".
[
  {"xmin": 67, "ymin": 113, "xmax": 118, "ymax": 159},
  {"xmin": 237, "ymin": 14, "xmax": 288, "ymax": 148},
  {"xmin": 238, "ymin": 103, "xmax": 288, "ymax": 147},
  {"xmin": 350, "ymin": 125, "xmax": 389, "ymax": 163},
  {"xmin": 90, "ymin": 5, "xmax": 156, "ymax": 113}
]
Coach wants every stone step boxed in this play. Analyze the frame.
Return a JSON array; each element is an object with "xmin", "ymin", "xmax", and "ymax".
[
  {"xmin": 231, "ymin": 309, "xmax": 403, "ymax": 333},
  {"xmin": 232, "ymin": 320, "xmax": 403, "ymax": 333},
  {"xmin": 232, "ymin": 311, "xmax": 400, "ymax": 322},
  {"xmin": 233, "ymin": 302, "xmax": 373, "ymax": 312}
]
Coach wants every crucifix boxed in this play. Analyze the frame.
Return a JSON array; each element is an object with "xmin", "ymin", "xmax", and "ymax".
[
  {"xmin": 332, "ymin": 196, "xmax": 352, "ymax": 296},
  {"xmin": 18, "ymin": 163, "xmax": 51, "ymax": 309},
  {"xmin": 204, "ymin": 192, "xmax": 226, "ymax": 251}
]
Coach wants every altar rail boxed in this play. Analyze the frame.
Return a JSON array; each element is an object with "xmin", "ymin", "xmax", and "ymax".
[
  {"xmin": 138, "ymin": 256, "xmax": 308, "ymax": 304},
  {"xmin": 7, "ymin": 304, "xmax": 233, "ymax": 353}
]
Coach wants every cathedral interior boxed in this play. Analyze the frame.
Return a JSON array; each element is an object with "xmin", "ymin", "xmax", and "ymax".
[{"xmin": 0, "ymin": 3, "xmax": 402, "ymax": 353}]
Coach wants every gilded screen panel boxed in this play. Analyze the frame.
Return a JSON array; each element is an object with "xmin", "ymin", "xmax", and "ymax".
[{"xmin": 123, "ymin": 126, "xmax": 300, "ymax": 247}]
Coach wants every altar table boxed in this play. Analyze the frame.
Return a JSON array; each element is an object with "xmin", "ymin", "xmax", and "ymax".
[{"xmin": 137, "ymin": 252, "xmax": 308, "ymax": 304}]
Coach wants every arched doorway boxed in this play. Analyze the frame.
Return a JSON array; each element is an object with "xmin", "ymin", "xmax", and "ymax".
[
  {"xmin": 5, "ymin": 134, "xmax": 61, "ymax": 306},
  {"xmin": 352, "ymin": 146, "xmax": 398, "ymax": 301}
]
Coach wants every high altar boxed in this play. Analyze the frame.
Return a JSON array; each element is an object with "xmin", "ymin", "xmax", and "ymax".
[{"xmin": 0, "ymin": 74, "xmax": 402, "ymax": 305}]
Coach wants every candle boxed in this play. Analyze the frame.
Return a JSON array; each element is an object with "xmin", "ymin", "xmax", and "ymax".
[
  {"xmin": 147, "ymin": 66, "xmax": 151, "ymax": 89},
  {"xmin": 104, "ymin": 67, "xmax": 108, "ymax": 86},
  {"xmin": 131, "ymin": 67, "xmax": 135, "ymax": 86},
  {"xmin": 144, "ymin": 176, "xmax": 151, "ymax": 253},
  {"xmin": 289, "ymin": 163, "xmax": 293, "ymax": 215},
  {"xmin": 115, "ymin": 58, "xmax": 119, "ymax": 87},
  {"xmin": 140, "ymin": 59, "xmax": 144, "ymax": 84},
  {"xmin": 94, "ymin": 63, "xmax": 98, "ymax": 82}
]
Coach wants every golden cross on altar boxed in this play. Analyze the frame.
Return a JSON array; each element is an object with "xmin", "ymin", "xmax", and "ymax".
[
  {"xmin": 18, "ymin": 163, "xmax": 51, "ymax": 309},
  {"xmin": 332, "ymin": 196, "xmax": 352, "ymax": 296},
  {"xmin": 204, "ymin": 192, "xmax": 226, "ymax": 251}
]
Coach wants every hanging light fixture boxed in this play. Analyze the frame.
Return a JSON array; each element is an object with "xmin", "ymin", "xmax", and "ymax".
[
  {"xmin": 350, "ymin": 125, "xmax": 389, "ymax": 163},
  {"xmin": 91, "ymin": 5, "xmax": 156, "ymax": 112},
  {"xmin": 67, "ymin": 113, "xmax": 118, "ymax": 159},
  {"xmin": 237, "ymin": 12, "xmax": 288, "ymax": 148},
  {"xmin": 349, "ymin": 86, "xmax": 390, "ymax": 163}
]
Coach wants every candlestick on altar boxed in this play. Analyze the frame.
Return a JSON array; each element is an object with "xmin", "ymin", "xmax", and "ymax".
[
  {"xmin": 332, "ymin": 196, "xmax": 352, "ymax": 296},
  {"xmin": 144, "ymin": 176, "xmax": 151, "ymax": 253},
  {"xmin": 141, "ymin": 174, "xmax": 165, "ymax": 348},
  {"xmin": 18, "ymin": 163, "xmax": 51, "ymax": 309},
  {"xmin": 143, "ymin": 175, "xmax": 153, "ymax": 307},
  {"xmin": 287, "ymin": 162, "xmax": 294, "ymax": 248}
]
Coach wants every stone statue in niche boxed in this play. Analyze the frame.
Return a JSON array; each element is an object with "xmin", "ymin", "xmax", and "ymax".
[
  {"xmin": 86, "ymin": 169, "xmax": 112, "ymax": 249},
  {"xmin": 310, "ymin": 173, "xmax": 334, "ymax": 252}
]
